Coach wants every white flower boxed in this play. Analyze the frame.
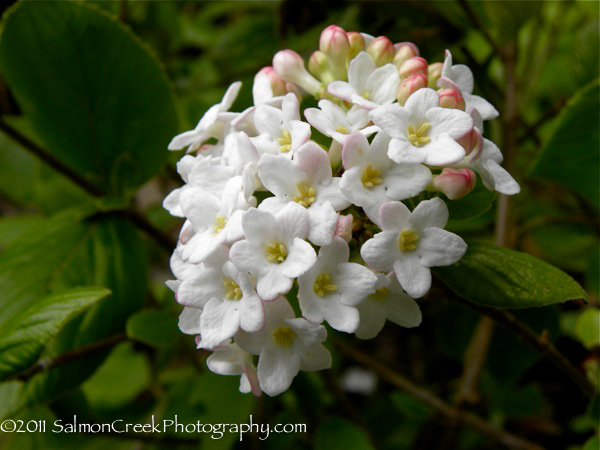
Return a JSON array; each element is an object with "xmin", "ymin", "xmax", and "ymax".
[
  {"xmin": 327, "ymin": 52, "xmax": 400, "ymax": 110},
  {"xmin": 298, "ymin": 237, "xmax": 378, "ymax": 333},
  {"xmin": 180, "ymin": 177, "xmax": 254, "ymax": 264},
  {"xmin": 222, "ymin": 131, "xmax": 262, "ymax": 198},
  {"xmin": 369, "ymin": 88, "xmax": 473, "ymax": 166},
  {"xmin": 355, "ymin": 272, "xmax": 422, "ymax": 340},
  {"xmin": 235, "ymin": 296, "xmax": 331, "ymax": 397},
  {"xmin": 229, "ymin": 202, "xmax": 317, "ymax": 300},
  {"xmin": 257, "ymin": 142, "xmax": 350, "ymax": 246},
  {"xmin": 198, "ymin": 261, "xmax": 265, "ymax": 349},
  {"xmin": 251, "ymin": 93, "xmax": 311, "ymax": 157},
  {"xmin": 304, "ymin": 100, "xmax": 379, "ymax": 144},
  {"xmin": 168, "ymin": 81, "xmax": 242, "ymax": 152},
  {"xmin": 206, "ymin": 340, "xmax": 261, "ymax": 396},
  {"xmin": 178, "ymin": 307, "xmax": 202, "ymax": 335},
  {"xmin": 441, "ymin": 50, "xmax": 499, "ymax": 121},
  {"xmin": 340, "ymin": 131, "xmax": 432, "ymax": 225},
  {"xmin": 360, "ymin": 198, "xmax": 467, "ymax": 298}
]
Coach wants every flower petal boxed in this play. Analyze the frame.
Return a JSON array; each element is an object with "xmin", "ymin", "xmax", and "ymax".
[
  {"xmin": 419, "ymin": 228, "xmax": 467, "ymax": 267},
  {"xmin": 393, "ymin": 255, "xmax": 431, "ymax": 298},
  {"xmin": 258, "ymin": 346, "xmax": 301, "ymax": 396},
  {"xmin": 360, "ymin": 231, "xmax": 400, "ymax": 271}
]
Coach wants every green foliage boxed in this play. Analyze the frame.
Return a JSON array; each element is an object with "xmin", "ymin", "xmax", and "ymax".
[
  {"xmin": 315, "ymin": 417, "xmax": 374, "ymax": 450},
  {"xmin": 0, "ymin": 1, "xmax": 178, "ymax": 195},
  {"xmin": 531, "ymin": 80, "xmax": 600, "ymax": 207},
  {"xmin": 446, "ymin": 177, "xmax": 497, "ymax": 221},
  {"xmin": 0, "ymin": 287, "xmax": 110, "ymax": 380},
  {"xmin": 433, "ymin": 241, "xmax": 588, "ymax": 308},
  {"xmin": 126, "ymin": 310, "xmax": 180, "ymax": 348},
  {"xmin": 575, "ymin": 308, "xmax": 600, "ymax": 350}
]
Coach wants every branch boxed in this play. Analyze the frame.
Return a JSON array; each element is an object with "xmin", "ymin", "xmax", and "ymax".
[
  {"xmin": 12, "ymin": 333, "xmax": 127, "ymax": 382},
  {"xmin": 0, "ymin": 119, "xmax": 176, "ymax": 252},
  {"xmin": 334, "ymin": 338, "xmax": 544, "ymax": 450},
  {"xmin": 454, "ymin": 298, "xmax": 595, "ymax": 398}
]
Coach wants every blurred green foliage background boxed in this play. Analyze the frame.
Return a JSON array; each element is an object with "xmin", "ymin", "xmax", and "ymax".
[{"xmin": 0, "ymin": 1, "xmax": 598, "ymax": 449}]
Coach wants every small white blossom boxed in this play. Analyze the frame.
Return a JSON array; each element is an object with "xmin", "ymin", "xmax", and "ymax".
[
  {"xmin": 206, "ymin": 340, "xmax": 261, "ymax": 396},
  {"xmin": 360, "ymin": 198, "xmax": 467, "ymax": 298},
  {"xmin": 235, "ymin": 297, "xmax": 331, "ymax": 397},
  {"xmin": 304, "ymin": 100, "xmax": 379, "ymax": 144},
  {"xmin": 229, "ymin": 202, "xmax": 317, "ymax": 300}
]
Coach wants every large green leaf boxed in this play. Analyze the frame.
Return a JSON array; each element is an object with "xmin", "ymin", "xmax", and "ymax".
[
  {"xmin": 0, "ymin": 287, "xmax": 110, "ymax": 380},
  {"xmin": 126, "ymin": 310, "xmax": 180, "ymax": 348},
  {"xmin": 531, "ymin": 80, "xmax": 600, "ymax": 207},
  {"xmin": 433, "ymin": 241, "xmax": 587, "ymax": 308},
  {"xmin": 0, "ymin": 1, "xmax": 178, "ymax": 195}
]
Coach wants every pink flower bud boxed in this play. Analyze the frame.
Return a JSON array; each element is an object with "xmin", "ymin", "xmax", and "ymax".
[
  {"xmin": 367, "ymin": 36, "xmax": 395, "ymax": 66},
  {"xmin": 320, "ymin": 25, "xmax": 351, "ymax": 80},
  {"xmin": 433, "ymin": 168, "xmax": 476, "ymax": 200},
  {"xmin": 255, "ymin": 66, "xmax": 287, "ymax": 96},
  {"xmin": 347, "ymin": 31, "xmax": 366, "ymax": 59},
  {"xmin": 399, "ymin": 56, "xmax": 428, "ymax": 79},
  {"xmin": 335, "ymin": 214, "xmax": 354, "ymax": 243},
  {"xmin": 397, "ymin": 73, "xmax": 428, "ymax": 105},
  {"xmin": 393, "ymin": 42, "xmax": 419, "ymax": 68},
  {"xmin": 427, "ymin": 62, "xmax": 444, "ymax": 89},
  {"xmin": 273, "ymin": 50, "xmax": 322, "ymax": 96},
  {"xmin": 438, "ymin": 77, "xmax": 465, "ymax": 110},
  {"xmin": 308, "ymin": 50, "xmax": 334, "ymax": 84},
  {"xmin": 457, "ymin": 126, "xmax": 482, "ymax": 158}
]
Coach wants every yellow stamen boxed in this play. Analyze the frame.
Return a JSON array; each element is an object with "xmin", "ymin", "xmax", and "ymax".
[
  {"xmin": 407, "ymin": 122, "xmax": 432, "ymax": 147},
  {"xmin": 373, "ymin": 287, "xmax": 389, "ymax": 302},
  {"xmin": 213, "ymin": 216, "xmax": 227, "ymax": 234},
  {"xmin": 336, "ymin": 126, "xmax": 349, "ymax": 134},
  {"xmin": 292, "ymin": 183, "xmax": 317, "ymax": 208},
  {"xmin": 313, "ymin": 273, "xmax": 338, "ymax": 297},
  {"xmin": 265, "ymin": 241, "xmax": 288, "ymax": 264},
  {"xmin": 224, "ymin": 278, "xmax": 243, "ymax": 301},
  {"xmin": 362, "ymin": 91, "xmax": 371, "ymax": 100},
  {"xmin": 277, "ymin": 130, "xmax": 292, "ymax": 153},
  {"xmin": 361, "ymin": 164, "xmax": 384, "ymax": 188},
  {"xmin": 398, "ymin": 230, "xmax": 419, "ymax": 252},
  {"xmin": 273, "ymin": 327, "xmax": 296, "ymax": 348}
]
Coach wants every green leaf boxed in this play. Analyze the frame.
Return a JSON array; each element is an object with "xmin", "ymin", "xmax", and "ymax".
[
  {"xmin": 575, "ymin": 308, "xmax": 600, "ymax": 349},
  {"xmin": 315, "ymin": 417, "xmax": 374, "ymax": 450},
  {"xmin": 0, "ymin": 287, "xmax": 110, "ymax": 380},
  {"xmin": 446, "ymin": 178, "xmax": 497, "ymax": 221},
  {"xmin": 0, "ymin": 1, "xmax": 178, "ymax": 195},
  {"xmin": 433, "ymin": 241, "xmax": 588, "ymax": 308},
  {"xmin": 531, "ymin": 80, "xmax": 600, "ymax": 207},
  {"xmin": 126, "ymin": 310, "xmax": 180, "ymax": 348}
]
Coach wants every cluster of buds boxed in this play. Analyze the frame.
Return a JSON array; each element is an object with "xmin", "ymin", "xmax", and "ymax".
[{"xmin": 164, "ymin": 25, "xmax": 520, "ymax": 396}]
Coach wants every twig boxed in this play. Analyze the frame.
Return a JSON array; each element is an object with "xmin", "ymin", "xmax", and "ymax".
[
  {"xmin": 0, "ymin": 119, "xmax": 176, "ymax": 252},
  {"xmin": 454, "ymin": 298, "xmax": 595, "ymax": 398},
  {"xmin": 334, "ymin": 339, "xmax": 544, "ymax": 450},
  {"xmin": 11, "ymin": 333, "xmax": 127, "ymax": 382}
]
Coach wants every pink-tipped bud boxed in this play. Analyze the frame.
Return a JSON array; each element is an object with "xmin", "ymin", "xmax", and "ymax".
[
  {"xmin": 433, "ymin": 168, "xmax": 476, "ymax": 200},
  {"xmin": 367, "ymin": 36, "xmax": 395, "ymax": 66},
  {"xmin": 320, "ymin": 25, "xmax": 351, "ymax": 80},
  {"xmin": 273, "ymin": 50, "xmax": 321, "ymax": 96},
  {"xmin": 335, "ymin": 214, "xmax": 354, "ymax": 243},
  {"xmin": 457, "ymin": 126, "xmax": 483, "ymax": 158},
  {"xmin": 428, "ymin": 62, "xmax": 444, "ymax": 89},
  {"xmin": 393, "ymin": 42, "xmax": 419, "ymax": 68},
  {"xmin": 399, "ymin": 56, "xmax": 428, "ymax": 79},
  {"xmin": 256, "ymin": 66, "xmax": 287, "ymax": 96},
  {"xmin": 347, "ymin": 31, "xmax": 366, "ymax": 59},
  {"xmin": 308, "ymin": 50, "xmax": 334, "ymax": 84},
  {"xmin": 438, "ymin": 77, "xmax": 466, "ymax": 110},
  {"xmin": 397, "ymin": 73, "xmax": 428, "ymax": 105}
]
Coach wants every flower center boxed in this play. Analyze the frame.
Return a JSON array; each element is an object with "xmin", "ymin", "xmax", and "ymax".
[
  {"xmin": 313, "ymin": 273, "xmax": 337, "ymax": 297},
  {"xmin": 398, "ymin": 230, "xmax": 419, "ymax": 252},
  {"xmin": 273, "ymin": 327, "xmax": 296, "ymax": 348},
  {"xmin": 265, "ymin": 241, "xmax": 288, "ymax": 264},
  {"xmin": 335, "ymin": 125, "xmax": 348, "ymax": 134},
  {"xmin": 407, "ymin": 123, "xmax": 432, "ymax": 147},
  {"xmin": 224, "ymin": 278, "xmax": 242, "ymax": 301},
  {"xmin": 292, "ymin": 183, "xmax": 317, "ymax": 208},
  {"xmin": 362, "ymin": 91, "xmax": 371, "ymax": 100},
  {"xmin": 373, "ymin": 287, "xmax": 389, "ymax": 302},
  {"xmin": 213, "ymin": 216, "xmax": 227, "ymax": 234},
  {"xmin": 277, "ymin": 130, "xmax": 292, "ymax": 153},
  {"xmin": 361, "ymin": 164, "xmax": 384, "ymax": 188}
]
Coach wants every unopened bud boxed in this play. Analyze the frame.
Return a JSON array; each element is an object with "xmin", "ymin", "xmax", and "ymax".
[
  {"xmin": 335, "ymin": 214, "xmax": 354, "ymax": 243},
  {"xmin": 309, "ymin": 51, "xmax": 335, "ymax": 84},
  {"xmin": 433, "ymin": 168, "xmax": 476, "ymax": 200},
  {"xmin": 399, "ymin": 56, "xmax": 428, "ymax": 79},
  {"xmin": 397, "ymin": 73, "xmax": 428, "ymax": 105},
  {"xmin": 273, "ymin": 50, "xmax": 322, "ymax": 96},
  {"xmin": 328, "ymin": 140, "xmax": 342, "ymax": 166},
  {"xmin": 457, "ymin": 126, "xmax": 482, "ymax": 158},
  {"xmin": 428, "ymin": 62, "xmax": 444, "ymax": 89},
  {"xmin": 367, "ymin": 36, "xmax": 395, "ymax": 66},
  {"xmin": 438, "ymin": 77, "xmax": 465, "ymax": 110},
  {"xmin": 393, "ymin": 42, "xmax": 419, "ymax": 68},
  {"xmin": 347, "ymin": 32, "xmax": 366, "ymax": 59},
  {"xmin": 320, "ymin": 25, "xmax": 351, "ymax": 80},
  {"xmin": 256, "ymin": 66, "xmax": 286, "ymax": 96}
]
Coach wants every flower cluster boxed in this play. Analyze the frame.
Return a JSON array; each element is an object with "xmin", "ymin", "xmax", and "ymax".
[{"xmin": 164, "ymin": 25, "xmax": 519, "ymax": 396}]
